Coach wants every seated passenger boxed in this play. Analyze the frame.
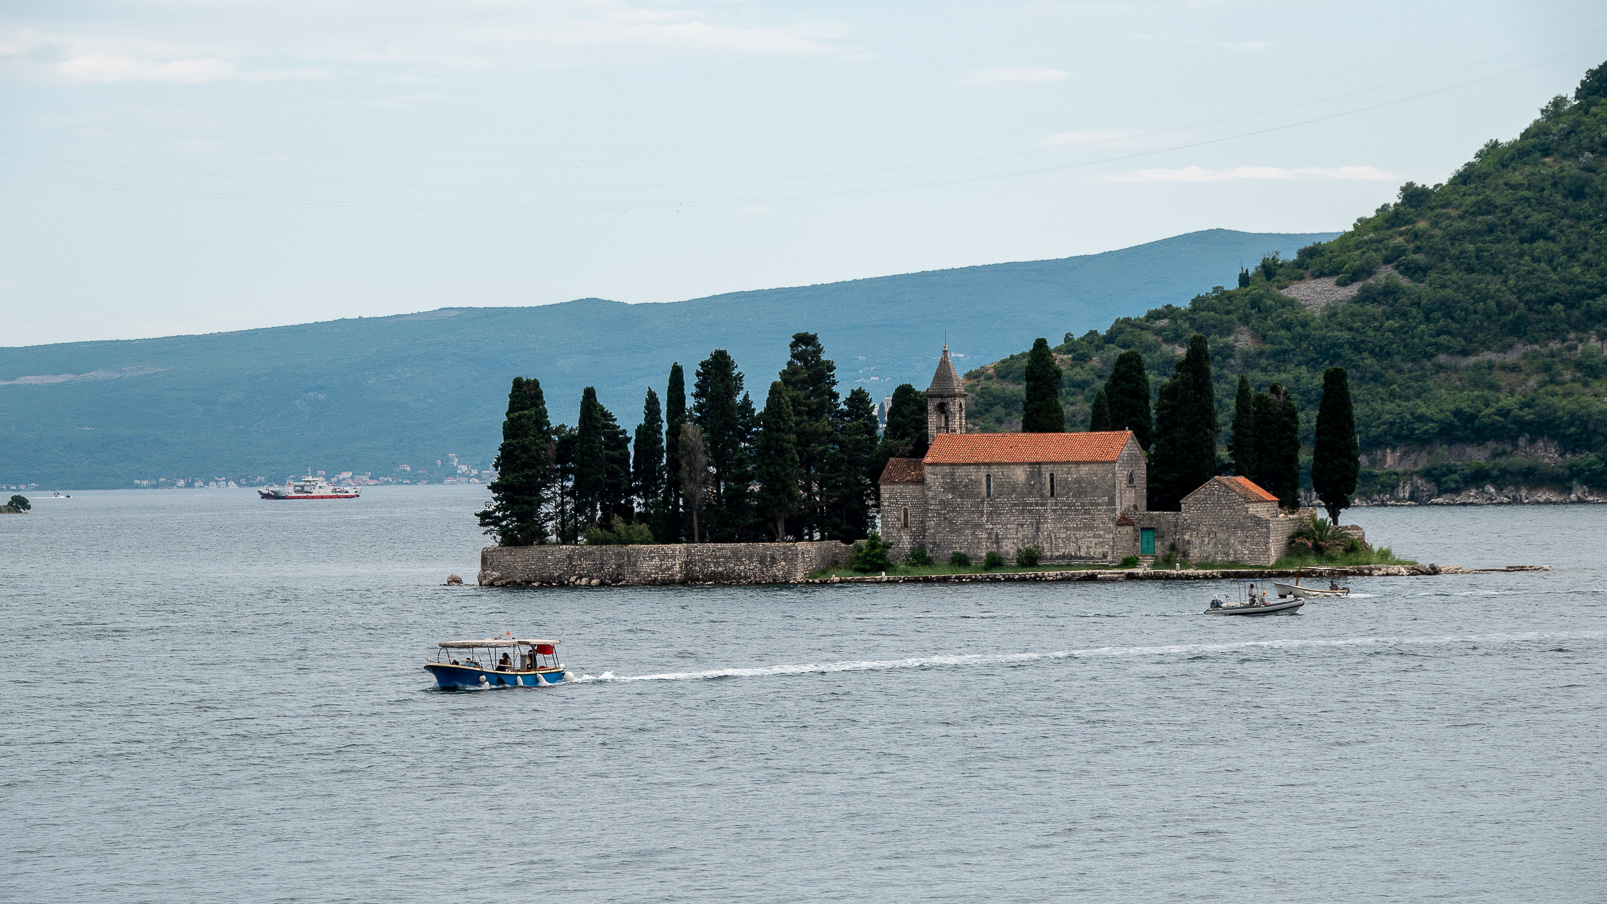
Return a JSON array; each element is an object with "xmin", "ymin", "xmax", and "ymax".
[{"xmin": 497, "ymin": 652, "xmax": 512, "ymax": 671}]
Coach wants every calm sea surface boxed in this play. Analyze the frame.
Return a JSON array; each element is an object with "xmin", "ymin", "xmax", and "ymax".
[{"xmin": 1, "ymin": 487, "xmax": 1603, "ymax": 903}]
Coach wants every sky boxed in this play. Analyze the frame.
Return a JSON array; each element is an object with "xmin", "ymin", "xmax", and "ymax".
[{"xmin": 3, "ymin": 0, "xmax": 1606, "ymax": 347}]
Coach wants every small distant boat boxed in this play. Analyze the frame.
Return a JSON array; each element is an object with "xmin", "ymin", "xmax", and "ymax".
[
  {"xmin": 425, "ymin": 637, "xmax": 566, "ymax": 689},
  {"xmin": 1273, "ymin": 580, "xmax": 1349, "ymax": 599},
  {"xmin": 51, "ymin": 491, "xmax": 70, "ymax": 499},
  {"xmin": 1205, "ymin": 581, "xmax": 1304, "ymax": 616},
  {"xmin": 258, "ymin": 474, "xmax": 360, "ymax": 500}
]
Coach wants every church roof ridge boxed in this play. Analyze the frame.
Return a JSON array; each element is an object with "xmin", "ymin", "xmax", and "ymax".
[
  {"xmin": 923, "ymin": 430, "xmax": 1135, "ymax": 465},
  {"xmin": 927, "ymin": 345, "xmax": 964, "ymax": 396}
]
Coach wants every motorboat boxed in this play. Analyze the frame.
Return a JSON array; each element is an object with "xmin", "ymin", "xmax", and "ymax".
[
  {"xmin": 1273, "ymin": 580, "xmax": 1349, "ymax": 599},
  {"xmin": 424, "ymin": 636, "xmax": 566, "ymax": 689},
  {"xmin": 1205, "ymin": 581, "xmax": 1304, "ymax": 616}
]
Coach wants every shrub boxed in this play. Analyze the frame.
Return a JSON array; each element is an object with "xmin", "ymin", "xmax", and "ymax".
[
  {"xmin": 850, "ymin": 532, "xmax": 893, "ymax": 572},
  {"xmin": 7, "ymin": 494, "xmax": 29, "ymax": 512},
  {"xmin": 1015, "ymin": 546, "xmax": 1043, "ymax": 567},
  {"xmin": 1118, "ymin": 555, "xmax": 1140, "ymax": 568},
  {"xmin": 983, "ymin": 550, "xmax": 1006, "ymax": 570},
  {"xmin": 1288, "ymin": 515, "xmax": 1348, "ymax": 558},
  {"xmin": 583, "ymin": 516, "xmax": 654, "ymax": 546},
  {"xmin": 949, "ymin": 550, "xmax": 971, "ymax": 568},
  {"xmin": 904, "ymin": 546, "xmax": 933, "ymax": 567}
]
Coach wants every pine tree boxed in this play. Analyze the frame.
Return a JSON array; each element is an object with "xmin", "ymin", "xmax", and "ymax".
[
  {"xmin": 1255, "ymin": 383, "xmax": 1301, "ymax": 510},
  {"xmin": 632, "ymin": 388, "xmax": 665, "ymax": 530},
  {"xmin": 1104, "ymin": 351, "xmax": 1152, "ymax": 450},
  {"xmin": 573, "ymin": 387, "xmax": 606, "ymax": 527},
  {"xmin": 826, "ymin": 387, "xmax": 879, "ymax": 540},
  {"xmin": 1312, "ymin": 367, "xmax": 1360, "ymax": 522},
  {"xmin": 691, "ymin": 349, "xmax": 749, "ymax": 540},
  {"xmin": 1089, "ymin": 386, "xmax": 1113, "ymax": 431},
  {"xmin": 1149, "ymin": 335, "xmax": 1218, "ymax": 509},
  {"xmin": 881, "ymin": 383, "xmax": 929, "ymax": 460},
  {"xmin": 779, "ymin": 332, "xmax": 840, "ymax": 539},
  {"xmin": 1229, "ymin": 375, "xmax": 1257, "ymax": 478},
  {"xmin": 600, "ymin": 405, "xmax": 632, "ymax": 524},
  {"xmin": 1021, "ymin": 337, "xmax": 1066, "ymax": 433},
  {"xmin": 753, "ymin": 381, "xmax": 802, "ymax": 540},
  {"xmin": 476, "ymin": 376, "xmax": 553, "ymax": 546},
  {"xmin": 679, "ymin": 423, "xmax": 710, "ymax": 543},
  {"xmin": 549, "ymin": 424, "xmax": 580, "ymax": 544},
  {"xmin": 661, "ymin": 363, "xmax": 687, "ymax": 542}
]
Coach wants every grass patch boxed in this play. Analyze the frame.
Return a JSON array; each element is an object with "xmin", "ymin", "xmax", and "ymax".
[{"xmin": 1272, "ymin": 547, "xmax": 1414, "ymax": 569}]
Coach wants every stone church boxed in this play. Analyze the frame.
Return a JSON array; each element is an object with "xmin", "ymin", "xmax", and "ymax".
[{"xmin": 879, "ymin": 346, "xmax": 1305, "ymax": 566}]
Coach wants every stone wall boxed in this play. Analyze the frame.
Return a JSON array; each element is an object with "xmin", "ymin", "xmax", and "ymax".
[
  {"xmin": 923, "ymin": 461, "xmax": 1124, "ymax": 562},
  {"xmin": 881, "ymin": 482, "xmax": 929, "ymax": 561},
  {"xmin": 1178, "ymin": 481, "xmax": 1291, "ymax": 566},
  {"xmin": 479, "ymin": 541, "xmax": 852, "ymax": 587}
]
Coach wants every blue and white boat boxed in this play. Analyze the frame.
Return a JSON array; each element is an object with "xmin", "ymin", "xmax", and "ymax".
[{"xmin": 424, "ymin": 637, "xmax": 566, "ymax": 689}]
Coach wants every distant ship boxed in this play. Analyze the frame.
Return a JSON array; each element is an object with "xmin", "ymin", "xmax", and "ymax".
[{"xmin": 258, "ymin": 475, "xmax": 360, "ymax": 500}]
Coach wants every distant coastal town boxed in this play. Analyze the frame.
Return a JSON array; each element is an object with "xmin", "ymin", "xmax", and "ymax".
[{"xmin": 0, "ymin": 452, "xmax": 494, "ymax": 492}]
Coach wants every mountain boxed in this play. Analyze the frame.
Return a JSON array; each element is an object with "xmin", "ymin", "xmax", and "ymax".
[
  {"xmin": 0, "ymin": 229, "xmax": 1332, "ymax": 488},
  {"xmin": 967, "ymin": 62, "xmax": 1607, "ymax": 499}
]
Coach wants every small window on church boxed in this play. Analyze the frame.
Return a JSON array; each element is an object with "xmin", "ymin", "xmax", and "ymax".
[
  {"xmin": 1049, "ymin": 473, "xmax": 1055, "ymax": 498},
  {"xmin": 1128, "ymin": 470, "xmax": 1135, "ymax": 486},
  {"xmin": 901, "ymin": 507, "xmax": 910, "ymax": 529},
  {"xmin": 986, "ymin": 474, "xmax": 992, "ymax": 498}
]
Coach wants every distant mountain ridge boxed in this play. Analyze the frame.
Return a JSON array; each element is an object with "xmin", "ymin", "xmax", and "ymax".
[{"xmin": 0, "ymin": 229, "xmax": 1334, "ymax": 488}]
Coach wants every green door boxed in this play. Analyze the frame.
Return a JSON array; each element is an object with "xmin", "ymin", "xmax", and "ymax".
[{"xmin": 1140, "ymin": 528, "xmax": 1155, "ymax": 556}]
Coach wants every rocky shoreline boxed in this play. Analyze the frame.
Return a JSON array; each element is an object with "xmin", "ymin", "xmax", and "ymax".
[
  {"xmin": 1351, "ymin": 480, "xmax": 1607, "ymax": 506},
  {"xmin": 812, "ymin": 563, "xmax": 1547, "ymax": 585}
]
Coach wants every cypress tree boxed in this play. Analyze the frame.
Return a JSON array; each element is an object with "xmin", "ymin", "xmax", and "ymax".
[
  {"xmin": 476, "ymin": 376, "xmax": 553, "ymax": 546},
  {"xmin": 1149, "ymin": 335, "xmax": 1218, "ymax": 509},
  {"xmin": 1229, "ymin": 375, "xmax": 1257, "ymax": 478},
  {"xmin": 1021, "ymin": 338, "xmax": 1066, "ymax": 433},
  {"xmin": 754, "ymin": 381, "xmax": 801, "ymax": 540},
  {"xmin": 600, "ymin": 405, "xmax": 632, "ymax": 524},
  {"xmin": 549, "ymin": 424, "xmax": 580, "ymax": 544},
  {"xmin": 692, "ymin": 349, "xmax": 747, "ymax": 540},
  {"xmin": 779, "ymin": 332, "xmax": 840, "ymax": 539},
  {"xmin": 661, "ymin": 363, "xmax": 687, "ymax": 542},
  {"xmin": 1089, "ymin": 386, "xmax": 1113, "ymax": 432},
  {"xmin": 826, "ymin": 387, "xmax": 879, "ymax": 540},
  {"xmin": 1104, "ymin": 351, "xmax": 1153, "ymax": 449},
  {"xmin": 1312, "ymin": 367, "xmax": 1360, "ymax": 522},
  {"xmin": 679, "ymin": 423, "xmax": 710, "ymax": 543},
  {"xmin": 632, "ymin": 388, "xmax": 665, "ymax": 528},
  {"xmin": 1255, "ymin": 383, "xmax": 1301, "ymax": 510},
  {"xmin": 573, "ymin": 387, "xmax": 605, "ymax": 526}
]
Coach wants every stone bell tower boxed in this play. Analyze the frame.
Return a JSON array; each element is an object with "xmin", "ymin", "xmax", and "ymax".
[{"xmin": 926, "ymin": 344, "xmax": 967, "ymax": 442}]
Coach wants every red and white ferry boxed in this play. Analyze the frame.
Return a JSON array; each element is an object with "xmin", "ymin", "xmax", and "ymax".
[{"xmin": 258, "ymin": 474, "xmax": 361, "ymax": 500}]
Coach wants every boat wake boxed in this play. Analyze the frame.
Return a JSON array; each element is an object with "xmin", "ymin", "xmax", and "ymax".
[{"xmin": 570, "ymin": 630, "xmax": 1603, "ymax": 685}]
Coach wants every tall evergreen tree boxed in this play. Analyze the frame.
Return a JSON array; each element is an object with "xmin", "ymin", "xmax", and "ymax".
[
  {"xmin": 661, "ymin": 363, "xmax": 687, "ymax": 542},
  {"xmin": 753, "ymin": 381, "xmax": 802, "ymax": 540},
  {"xmin": 632, "ymin": 388, "xmax": 665, "ymax": 528},
  {"xmin": 573, "ymin": 387, "xmax": 606, "ymax": 526},
  {"xmin": 779, "ymin": 332, "xmax": 840, "ymax": 539},
  {"xmin": 1149, "ymin": 335, "xmax": 1218, "ymax": 509},
  {"xmin": 826, "ymin": 387, "xmax": 879, "ymax": 540},
  {"xmin": 1104, "ymin": 351, "xmax": 1153, "ymax": 449},
  {"xmin": 1312, "ymin": 367, "xmax": 1360, "ymax": 522},
  {"xmin": 1229, "ymin": 375, "xmax": 1257, "ymax": 478},
  {"xmin": 1021, "ymin": 338, "xmax": 1066, "ymax": 433},
  {"xmin": 599, "ymin": 405, "xmax": 633, "ymax": 524},
  {"xmin": 476, "ymin": 376, "xmax": 553, "ymax": 546},
  {"xmin": 1254, "ymin": 383, "xmax": 1301, "ymax": 510},
  {"xmin": 880, "ymin": 383, "xmax": 929, "ymax": 460},
  {"xmin": 678, "ymin": 423, "xmax": 710, "ymax": 543},
  {"xmin": 691, "ymin": 349, "xmax": 750, "ymax": 540},
  {"xmin": 1089, "ymin": 386, "xmax": 1113, "ymax": 432},
  {"xmin": 549, "ymin": 424, "xmax": 580, "ymax": 544}
]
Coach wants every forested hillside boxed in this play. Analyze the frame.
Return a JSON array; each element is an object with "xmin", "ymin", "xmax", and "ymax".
[
  {"xmin": 0, "ymin": 229, "xmax": 1329, "ymax": 488},
  {"xmin": 969, "ymin": 61, "xmax": 1607, "ymax": 498}
]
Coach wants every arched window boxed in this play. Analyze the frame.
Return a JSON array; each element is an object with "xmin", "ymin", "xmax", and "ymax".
[
  {"xmin": 901, "ymin": 507, "xmax": 910, "ymax": 529},
  {"xmin": 985, "ymin": 474, "xmax": 992, "ymax": 498},
  {"xmin": 1049, "ymin": 473, "xmax": 1055, "ymax": 498},
  {"xmin": 1128, "ymin": 470, "xmax": 1135, "ymax": 486}
]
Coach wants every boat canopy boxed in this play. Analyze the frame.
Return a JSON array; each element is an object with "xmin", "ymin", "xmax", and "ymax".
[{"xmin": 438, "ymin": 639, "xmax": 558, "ymax": 649}]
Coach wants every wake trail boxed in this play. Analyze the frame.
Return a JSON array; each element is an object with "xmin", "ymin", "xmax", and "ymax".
[{"xmin": 571, "ymin": 629, "xmax": 1603, "ymax": 684}]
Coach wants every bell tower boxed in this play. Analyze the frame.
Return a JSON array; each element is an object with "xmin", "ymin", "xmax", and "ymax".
[{"xmin": 926, "ymin": 344, "xmax": 967, "ymax": 442}]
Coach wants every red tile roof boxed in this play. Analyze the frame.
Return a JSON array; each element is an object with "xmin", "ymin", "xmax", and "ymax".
[
  {"xmin": 879, "ymin": 458, "xmax": 926, "ymax": 484},
  {"xmin": 923, "ymin": 431, "xmax": 1135, "ymax": 465},
  {"xmin": 1205, "ymin": 475, "xmax": 1280, "ymax": 503}
]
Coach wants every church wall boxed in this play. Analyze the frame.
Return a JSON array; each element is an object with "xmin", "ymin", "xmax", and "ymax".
[
  {"xmin": 1115, "ymin": 440, "xmax": 1147, "ymax": 513},
  {"xmin": 922, "ymin": 461, "xmax": 1123, "ymax": 562},
  {"xmin": 880, "ymin": 482, "xmax": 928, "ymax": 561}
]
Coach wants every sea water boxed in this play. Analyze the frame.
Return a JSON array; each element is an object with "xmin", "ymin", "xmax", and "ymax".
[{"xmin": 1, "ymin": 488, "xmax": 1602, "ymax": 903}]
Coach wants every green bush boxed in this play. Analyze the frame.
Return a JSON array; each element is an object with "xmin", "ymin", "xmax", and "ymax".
[
  {"xmin": 7, "ymin": 494, "xmax": 29, "ymax": 512},
  {"xmin": 949, "ymin": 550, "xmax": 971, "ymax": 568},
  {"xmin": 904, "ymin": 546, "xmax": 933, "ymax": 567},
  {"xmin": 1118, "ymin": 555, "xmax": 1140, "ymax": 568},
  {"xmin": 583, "ymin": 516, "xmax": 654, "ymax": 545},
  {"xmin": 983, "ymin": 550, "xmax": 1005, "ymax": 570},
  {"xmin": 850, "ymin": 532, "xmax": 893, "ymax": 572},
  {"xmin": 1015, "ymin": 546, "xmax": 1043, "ymax": 567}
]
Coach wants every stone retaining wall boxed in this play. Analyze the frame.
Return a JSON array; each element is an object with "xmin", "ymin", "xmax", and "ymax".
[{"xmin": 480, "ymin": 541, "xmax": 853, "ymax": 587}]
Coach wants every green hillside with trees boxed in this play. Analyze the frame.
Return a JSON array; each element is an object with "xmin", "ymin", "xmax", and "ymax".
[
  {"xmin": 967, "ymin": 61, "xmax": 1607, "ymax": 500},
  {"xmin": 0, "ymin": 229, "xmax": 1330, "ymax": 489}
]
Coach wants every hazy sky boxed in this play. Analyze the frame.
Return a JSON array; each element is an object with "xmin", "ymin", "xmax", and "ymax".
[{"xmin": 3, "ymin": 1, "xmax": 1606, "ymax": 346}]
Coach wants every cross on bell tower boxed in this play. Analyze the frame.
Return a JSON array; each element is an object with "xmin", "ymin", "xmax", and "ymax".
[{"xmin": 926, "ymin": 344, "xmax": 966, "ymax": 442}]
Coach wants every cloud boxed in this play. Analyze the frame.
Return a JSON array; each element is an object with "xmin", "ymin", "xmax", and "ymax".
[
  {"xmin": 1039, "ymin": 128, "xmax": 1144, "ymax": 147},
  {"xmin": 1104, "ymin": 165, "xmax": 1398, "ymax": 182},
  {"xmin": 0, "ymin": 2, "xmax": 854, "ymax": 84},
  {"xmin": 960, "ymin": 67, "xmax": 1069, "ymax": 86}
]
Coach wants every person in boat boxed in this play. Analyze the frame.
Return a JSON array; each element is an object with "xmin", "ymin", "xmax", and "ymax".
[
  {"xmin": 497, "ymin": 652, "xmax": 513, "ymax": 671},
  {"xmin": 1330, "ymin": 580, "xmax": 1340, "ymax": 591}
]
